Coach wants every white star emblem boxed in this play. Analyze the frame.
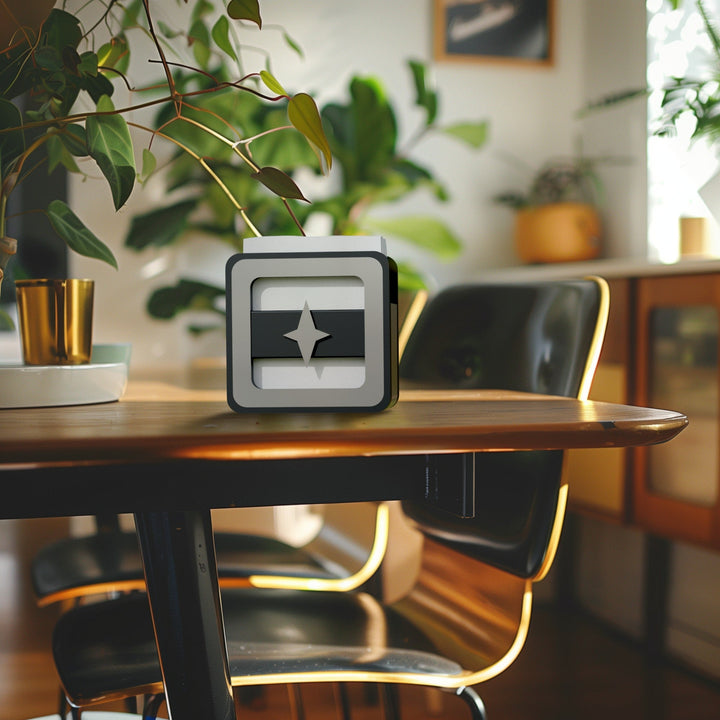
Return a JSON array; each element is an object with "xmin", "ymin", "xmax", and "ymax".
[{"xmin": 284, "ymin": 301, "xmax": 330, "ymax": 366}]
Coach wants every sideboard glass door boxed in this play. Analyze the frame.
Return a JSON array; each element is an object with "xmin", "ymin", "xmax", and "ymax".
[
  {"xmin": 647, "ymin": 305, "xmax": 718, "ymax": 505},
  {"xmin": 635, "ymin": 274, "xmax": 720, "ymax": 547}
]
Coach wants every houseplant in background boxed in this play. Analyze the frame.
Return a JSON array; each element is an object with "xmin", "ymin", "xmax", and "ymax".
[
  {"xmin": 582, "ymin": 0, "xmax": 716, "ymax": 144},
  {"xmin": 493, "ymin": 154, "xmax": 604, "ymax": 264},
  {"xmin": 0, "ymin": 0, "xmax": 330, "ymax": 356},
  {"xmin": 580, "ymin": 0, "xmax": 720, "ymax": 250},
  {"xmin": 126, "ymin": 59, "xmax": 488, "ymax": 335}
]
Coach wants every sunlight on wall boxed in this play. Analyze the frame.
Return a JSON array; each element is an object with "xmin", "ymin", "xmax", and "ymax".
[{"xmin": 646, "ymin": 0, "xmax": 720, "ymax": 262}]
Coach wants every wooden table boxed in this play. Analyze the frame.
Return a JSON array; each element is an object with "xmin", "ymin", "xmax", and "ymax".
[{"xmin": 0, "ymin": 383, "xmax": 688, "ymax": 720}]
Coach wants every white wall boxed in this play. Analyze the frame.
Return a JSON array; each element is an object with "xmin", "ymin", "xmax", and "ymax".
[
  {"xmin": 578, "ymin": 0, "xmax": 648, "ymax": 260},
  {"xmin": 70, "ymin": 0, "xmax": 601, "ymax": 371}
]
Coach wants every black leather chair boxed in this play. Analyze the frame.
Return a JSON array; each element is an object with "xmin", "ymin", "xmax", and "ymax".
[
  {"xmin": 32, "ymin": 502, "xmax": 390, "ymax": 607},
  {"xmin": 50, "ymin": 277, "xmax": 609, "ymax": 720}
]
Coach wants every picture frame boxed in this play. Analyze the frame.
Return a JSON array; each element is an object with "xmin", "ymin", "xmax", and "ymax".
[{"xmin": 434, "ymin": 0, "xmax": 554, "ymax": 66}]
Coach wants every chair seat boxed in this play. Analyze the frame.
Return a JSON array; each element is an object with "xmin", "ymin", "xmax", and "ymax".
[
  {"xmin": 29, "ymin": 715, "xmax": 142, "ymax": 720},
  {"xmin": 52, "ymin": 590, "xmax": 465, "ymax": 708},
  {"xmin": 33, "ymin": 531, "xmax": 338, "ymax": 602}
]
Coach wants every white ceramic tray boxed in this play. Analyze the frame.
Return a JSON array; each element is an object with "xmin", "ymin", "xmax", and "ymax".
[{"xmin": 0, "ymin": 343, "xmax": 131, "ymax": 409}]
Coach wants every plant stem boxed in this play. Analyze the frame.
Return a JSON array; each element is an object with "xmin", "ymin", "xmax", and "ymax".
[
  {"xmin": 130, "ymin": 122, "xmax": 262, "ymax": 236},
  {"xmin": 178, "ymin": 115, "xmax": 260, "ymax": 172},
  {"xmin": 139, "ymin": 0, "xmax": 178, "ymax": 108}
]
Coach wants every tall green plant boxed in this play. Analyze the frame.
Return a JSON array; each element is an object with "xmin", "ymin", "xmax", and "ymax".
[
  {"xmin": 581, "ymin": 0, "xmax": 720, "ymax": 145},
  {"xmin": 132, "ymin": 59, "xmax": 488, "ymax": 332},
  {"xmin": 0, "ymin": 0, "xmax": 330, "ymax": 323}
]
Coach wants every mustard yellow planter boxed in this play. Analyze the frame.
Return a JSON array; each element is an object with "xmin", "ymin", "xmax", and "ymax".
[
  {"xmin": 15, "ymin": 279, "xmax": 94, "ymax": 365},
  {"xmin": 514, "ymin": 202, "xmax": 601, "ymax": 264}
]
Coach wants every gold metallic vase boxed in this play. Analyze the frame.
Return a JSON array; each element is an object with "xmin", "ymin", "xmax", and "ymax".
[{"xmin": 15, "ymin": 279, "xmax": 94, "ymax": 365}]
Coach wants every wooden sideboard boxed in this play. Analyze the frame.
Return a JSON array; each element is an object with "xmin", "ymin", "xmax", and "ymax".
[{"xmin": 486, "ymin": 258, "xmax": 720, "ymax": 551}]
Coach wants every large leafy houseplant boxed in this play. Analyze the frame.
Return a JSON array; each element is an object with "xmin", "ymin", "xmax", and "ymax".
[
  {"xmin": 127, "ymin": 59, "xmax": 488, "ymax": 333},
  {"xmin": 0, "ymin": 0, "xmax": 330, "ymax": 325}
]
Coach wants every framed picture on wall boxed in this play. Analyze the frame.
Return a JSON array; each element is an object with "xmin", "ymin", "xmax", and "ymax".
[{"xmin": 434, "ymin": 0, "xmax": 554, "ymax": 66}]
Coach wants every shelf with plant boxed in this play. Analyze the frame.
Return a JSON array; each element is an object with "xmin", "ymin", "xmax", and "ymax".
[
  {"xmin": 0, "ymin": 0, "xmax": 331, "ymax": 328},
  {"xmin": 126, "ymin": 58, "xmax": 488, "ymax": 334},
  {"xmin": 493, "ymin": 153, "xmax": 607, "ymax": 264}
]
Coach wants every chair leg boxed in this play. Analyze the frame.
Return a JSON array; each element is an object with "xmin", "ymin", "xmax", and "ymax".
[
  {"xmin": 143, "ymin": 692, "xmax": 166, "ymax": 719},
  {"xmin": 332, "ymin": 682, "xmax": 352, "ymax": 720},
  {"xmin": 57, "ymin": 686, "xmax": 67, "ymax": 719},
  {"xmin": 455, "ymin": 686, "xmax": 487, "ymax": 720},
  {"xmin": 379, "ymin": 684, "xmax": 401, "ymax": 720},
  {"xmin": 287, "ymin": 684, "xmax": 306, "ymax": 720}
]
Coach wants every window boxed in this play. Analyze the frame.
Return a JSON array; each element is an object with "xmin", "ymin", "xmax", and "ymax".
[{"xmin": 646, "ymin": 0, "xmax": 720, "ymax": 262}]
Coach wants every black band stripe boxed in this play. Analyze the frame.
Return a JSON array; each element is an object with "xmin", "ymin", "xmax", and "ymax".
[{"xmin": 251, "ymin": 309, "xmax": 365, "ymax": 359}]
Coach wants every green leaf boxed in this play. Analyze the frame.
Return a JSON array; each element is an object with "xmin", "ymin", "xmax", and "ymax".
[
  {"xmin": 77, "ymin": 52, "xmax": 98, "ymax": 76},
  {"xmin": 120, "ymin": 0, "xmax": 142, "ymax": 28},
  {"xmin": 193, "ymin": 40, "xmax": 211, "ymax": 70},
  {"xmin": 157, "ymin": 21, "xmax": 182, "ymax": 38},
  {"xmin": 322, "ymin": 76, "xmax": 397, "ymax": 186},
  {"xmin": 283, "ymin": 32, "xmax": 304, "ymax": 58},
  {"xmin": 35, "ymin": 47, "xmax": 63, "ymax": 71},
  {"xmin": 97, "ymin": 36, "xmax": 130, "ymax": 72},
  {"xmin": 192, "ymin": 0, "xmax": 214, "ymax": 22},
  {"xmin": 85, "ymin": 95, "xmax": 136, "ymax": 210},
  {"xmin": 47, "ymin": 200, "xmax": 118, "ymax": 269},
  {"xmin": 124, "ymin": 199, "xmax": 198, "ymax": 250},
  {"xmin": 441, "ymin": 121, "xmax": 489, "ymax": 148},
  {"xmin": 61, "ymin": 125, "xmax": 89, "ymax": 157},
  {"xmin": 43, "ymin": 9, "xmax": 82, "ymax": 52},
  {"xmin": 140, "ymin": 149, "xmax": 157, "ymax": 183},
  {"xmin": 288, "ymin": 93, "xmax": 332, "ymax": 171},
  {"xmin": 211, "ymin": 16, "xmax": 238, "ymax": 62},
  {"xmin": 227, "ymin": 0, "xmax": 262, "ymax": 27},
  {"xmin": 189, "ymin": 19, "xmax": 211, "ymax": 68},
  {"xmin": 147, "ymin": 279, "xmax": 225, "ymax": 320},
  {"xmin": 46, "ymin": 134, "xmax": 80, "ymax": 174},
  {"xmin": 363, "ymin": 215, "xmax": 462, "ymax": 259},
  {"xmin": 82, "ymin": 71, "xmax": 115, "ymax": 104},
  {"xmin": 252, "ymin": 166, "xmax": 309, "ymax": 201},
  {"xmin": 409, "ymin": 60, "xmax": 438, "ymax": 126},
  {"xmin": 577, "ymin": 88, "xmax": 648, "ymax": 118},
  {"xmin": 189, "ymin": 19, "xmax": 211, "ymax": 46},
  {"xmin": 698, "ymin": 0, "xmax": 720, "ymax": 64},
  {"xmin": 260, "ymin": 70, "xmax": 287, "ymax": 96},
  {"xmin": 395, "ymin": 261, "xmax": 428, "ymax": 292}
]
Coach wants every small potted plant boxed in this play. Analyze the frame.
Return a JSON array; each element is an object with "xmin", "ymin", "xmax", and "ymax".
[
  {"xmin": 494, "ymin": 156, "xmax": 603, "ymax": 264},
  {"xmin": 0, "ymin": 0, "xmax": 330, "ymax": 360}
]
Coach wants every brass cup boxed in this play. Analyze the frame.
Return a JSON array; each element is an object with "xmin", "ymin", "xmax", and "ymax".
[{"xmin": 15, "ymin": 279, "xmax": 94, "ymax": 365}]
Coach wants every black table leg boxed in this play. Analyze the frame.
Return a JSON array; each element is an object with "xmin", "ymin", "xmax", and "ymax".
[{"xmin": 134, "ymin": 510, "xmax": 236, "ymax": 720}]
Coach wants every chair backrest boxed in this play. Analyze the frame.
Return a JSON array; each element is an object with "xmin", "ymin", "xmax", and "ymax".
[{"xmin": 399, "ymin": 277, "xmax": 608, "ymax": 578}]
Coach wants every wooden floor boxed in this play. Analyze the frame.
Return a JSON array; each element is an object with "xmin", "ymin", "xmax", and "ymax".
[{"xmin": 2, "ymin": 517, "xmax": 720, "ymax": 720}]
